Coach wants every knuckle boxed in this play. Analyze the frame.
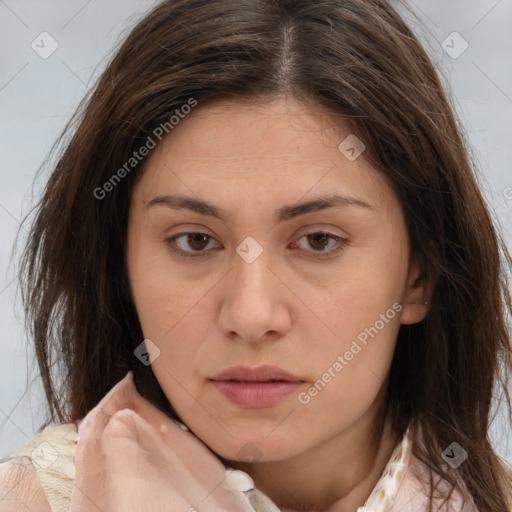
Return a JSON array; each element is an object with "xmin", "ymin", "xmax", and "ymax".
[{"xmin": 104, "ymin": 408, "xmax": 140, "ymax": 439}]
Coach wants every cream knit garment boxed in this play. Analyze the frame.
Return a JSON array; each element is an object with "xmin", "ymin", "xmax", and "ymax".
[{"xmin": 7, "ymin": 422, "xmax": 79, "ymax": 512}]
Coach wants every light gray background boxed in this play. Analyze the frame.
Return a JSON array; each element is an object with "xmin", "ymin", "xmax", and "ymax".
[{"xmin": 1, "ymin": 0, "xmax": 511, "ymax": 462}]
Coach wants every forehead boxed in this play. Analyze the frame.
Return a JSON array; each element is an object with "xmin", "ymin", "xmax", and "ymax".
[
  {"xmin": 152, "ymin": 96, "xmax": 351, "ymax": 162},
  {"xmin": 134, "ymin": 97, "xmax": 396, "ymax": 214}
]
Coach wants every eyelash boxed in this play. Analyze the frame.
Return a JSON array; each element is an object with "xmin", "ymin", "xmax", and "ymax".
[{"xmin": 165, "ymin": 231, "xmax": 349, "ymax": 260}]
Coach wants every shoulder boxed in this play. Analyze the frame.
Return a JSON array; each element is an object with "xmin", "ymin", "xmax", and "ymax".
[
  {"xmin": 389, "ymin": 424, "xmax": 512, "ymax": 512},
  {"xmin": 0, "ymin": 421, "xmax": 79, "ymax": 512},
  {"xmin": 392, "ymin": 451, "xmax": 510, "ymax": 512}
]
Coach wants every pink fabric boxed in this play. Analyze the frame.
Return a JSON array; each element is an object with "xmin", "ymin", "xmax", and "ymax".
[{"xmin": 391, "ymin": 453, "xmax": 478, "ymax": 512}]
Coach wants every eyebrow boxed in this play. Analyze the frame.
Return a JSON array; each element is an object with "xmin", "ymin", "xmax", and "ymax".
[{"xmin": 145, "ymin": 193, "xmax": 373, "ymax": 223}]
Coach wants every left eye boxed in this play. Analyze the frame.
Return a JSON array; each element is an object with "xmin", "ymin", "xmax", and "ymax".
[
  {"xmin": 293, "ymin": 232, "xmax": 345, "ymax": 253},
  {"xmin": 165, "ymin": 231, "xmax": 348, "ymax": 259}
]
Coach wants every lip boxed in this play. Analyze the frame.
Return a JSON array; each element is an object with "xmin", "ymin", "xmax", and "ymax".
[
  {"xmin": 211, "ymin": 365, "xmax": 303, "ymax": 382},
  {"xmin": 210, "ymin": 365, "xmax": 305, "ymax": 409}
]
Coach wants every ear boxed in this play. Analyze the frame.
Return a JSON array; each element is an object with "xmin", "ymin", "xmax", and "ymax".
[{"xmin": 400, "ymin": 255, "xmax": 434, "ymax": 325}]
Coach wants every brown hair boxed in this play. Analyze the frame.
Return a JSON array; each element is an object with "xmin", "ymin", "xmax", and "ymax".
[{"xmin": 18, "ymin": 0, "xmax": 512, "ymax": 510}]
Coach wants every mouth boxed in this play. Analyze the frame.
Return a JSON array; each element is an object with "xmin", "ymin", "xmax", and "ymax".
[
  {"xmin": 211, "ymin": 365, "xmax": 304, "ymax": 383},
  {"xmin": 209, "ymin": 365, "xmax": 305, "ymax": 408}
]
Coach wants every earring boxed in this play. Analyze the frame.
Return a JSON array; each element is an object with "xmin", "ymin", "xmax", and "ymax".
[{"xmin": 418, "ymin": 299, "xmax": 429, "ymax": 316}]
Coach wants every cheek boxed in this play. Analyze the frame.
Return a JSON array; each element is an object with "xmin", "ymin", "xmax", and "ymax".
[
  {"xmin": 130, "ymin": 273, "xmax": 205, "ymax": 365},
  {"xmin": 127, "ymin": 244, "xmax": 221, "ymax": 391},
  {"xmin": 296, "ymin": 231, "xmax": 407, "ymax": 403},
  {"xmin": 310, "ymin": 242, "xmax": 407, "ymax": 346},
  {"xmin": 294, "ymin": 293, "xmax": 402, "ymax": 438},
  {"xmin": 128, "ymin": 240, "xmax": 202, "ymax": 335}
]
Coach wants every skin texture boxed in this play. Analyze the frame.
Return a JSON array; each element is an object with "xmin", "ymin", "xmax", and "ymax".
[{"xmin": 125, "ymin": 96, "xmax": 429, "ymax": 511}]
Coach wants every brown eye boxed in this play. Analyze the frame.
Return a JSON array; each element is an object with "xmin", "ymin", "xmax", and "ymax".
[
  {"xmin": 306, "ymin": 233, "xmax": 332, "ymax": 251},
  {"xmin": 185, "ymin": 233, "xmax": 211, "ymax": 251},
  {"xmin": 293, "ymin": 231, "xmax": 348, "ymax": 257},
  {"xmin": 165, "ymin": 232, "xmax": 220, "ymax": 259}
]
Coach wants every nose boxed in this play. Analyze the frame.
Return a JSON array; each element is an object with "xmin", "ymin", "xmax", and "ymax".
[{"xmin": 217, "ymin": 245, "xmax": 292, "ymax": 343}]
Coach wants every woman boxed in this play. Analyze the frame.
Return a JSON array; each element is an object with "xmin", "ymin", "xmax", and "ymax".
[{"xmin": 1, "ymin": 0, "xmax": 511, "ymax": 510}]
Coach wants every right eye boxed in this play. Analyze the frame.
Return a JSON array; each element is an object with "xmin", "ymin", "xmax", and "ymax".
[{"xmin": 165, "ymin": 232, "xmax": 222, "ymax": 259}]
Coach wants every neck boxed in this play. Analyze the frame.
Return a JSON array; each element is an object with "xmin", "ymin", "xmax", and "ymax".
[{"xmin": 229, "ymin": 396, "xmax": 401, "ymax": 511}]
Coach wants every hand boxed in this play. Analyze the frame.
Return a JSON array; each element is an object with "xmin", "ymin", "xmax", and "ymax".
[{"xmin": 69, "ymin": 371, "xmax": 255, "ymax": 512}]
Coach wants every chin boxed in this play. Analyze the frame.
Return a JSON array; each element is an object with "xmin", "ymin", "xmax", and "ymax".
[{"xmin": 204, "ymin": 432, "xmax": 302, "ymax": 464}]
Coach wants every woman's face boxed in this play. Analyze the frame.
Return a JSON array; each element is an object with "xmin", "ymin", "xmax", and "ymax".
[{"xmin": 126, "ymin": 96, "xmax": 425, "ymax": 462}]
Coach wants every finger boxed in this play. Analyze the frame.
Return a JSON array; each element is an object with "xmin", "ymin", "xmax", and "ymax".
[
  {"xmin": 71, "ymin": 373, "xmax": 143, "ymax": 509},
  {"xmin": 78, "ymin": 371, "xmax": 185, "ymax": 442},
  {"xmin": 123, "ymin": 391, "xmax": 238, "ymax": 480},
  {"xmin": 102, "ymin": 408, "xmax": 208, "ymax": 505},
  {"xmin": 78, "ymin": 371, "xmax": 212, "ymax": 466},
  {"xmin": 104, "ymin": 410, "xmax": 244, "ymax": 510},
  {"xmin": 105, "ymin": 408, "xmax": 229, "ymax": 492},
  {"xmin": 76, "ymin": 372, "xmax": 231, "ymax": 489},
  {"xmin": 75, "ymin": 371, "xmax": 201, "ymax": 471},
  {"xmin": 75, "ymin": 373, "xmax": 209, "ymax": 472},
  {"xmin": 103, "ymin": 408, "xmax": 184, "ymax": 472},
  {"xmin": 105, "ymin": 406, "xmax": 224, "ymax": 479},
  {"xmin": 77, "ymin": 371, "xmax": 138, "ymax": 440},
  {"xmin": 75, "ymin": 407, "xmax": 256, "ymax": 512},
  {"xmin": 72, "ymin": 408, "xmax": 160, "ymax": 511},
  {"xmin": 102, "ymin": 409, "xmax": 159, "ymax": 472}
]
